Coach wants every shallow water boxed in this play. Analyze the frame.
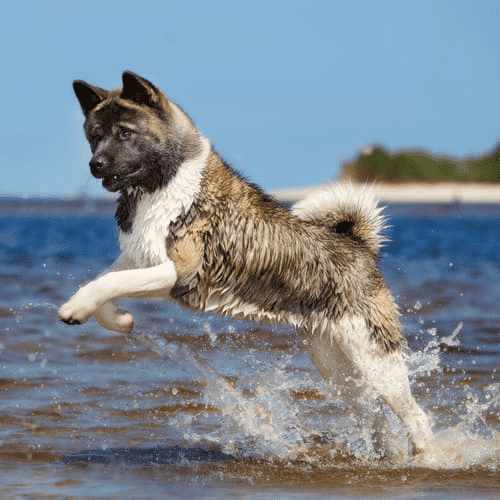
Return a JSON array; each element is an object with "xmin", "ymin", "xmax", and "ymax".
[{"xmin": 0, "ymin": 201, "xmax": 500, "ymax": 498}]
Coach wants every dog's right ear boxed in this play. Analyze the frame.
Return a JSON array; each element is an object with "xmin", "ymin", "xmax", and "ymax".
[{"xmin": 73, "ymin": 80, "xmax": 108, "ymax": 117}]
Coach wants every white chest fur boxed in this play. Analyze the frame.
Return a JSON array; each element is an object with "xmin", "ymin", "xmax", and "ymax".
[{"xmin": 119, "ymin": 136, "xmax": 211, "ymax": 268}]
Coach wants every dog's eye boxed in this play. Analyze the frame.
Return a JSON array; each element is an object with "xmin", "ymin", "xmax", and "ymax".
[
  {"xmin": 89, "ymin": 126, "xmax": 104, "ymax": 143},
  {"xmin": 118, "ymin": 128, "xmax": 133, "ymax": 141}
]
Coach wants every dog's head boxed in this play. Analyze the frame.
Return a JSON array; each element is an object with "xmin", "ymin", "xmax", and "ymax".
[{"xmin": 73, "ymin": 71, "xmax": 200, "ymax": 193}]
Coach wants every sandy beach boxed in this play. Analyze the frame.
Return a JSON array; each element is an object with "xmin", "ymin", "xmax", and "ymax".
[
  {"xmin": 2, "ymin": 182, "xmax": 500, "ymax": 214},
  {"xmin": 272, "ymin": 182, "xmax": 500, "ymax": 204}
]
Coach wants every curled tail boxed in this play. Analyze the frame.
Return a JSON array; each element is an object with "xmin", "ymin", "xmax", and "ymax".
[{"xmin": 291, "ymin": 183, "xmax": 387, "ymax": 257}]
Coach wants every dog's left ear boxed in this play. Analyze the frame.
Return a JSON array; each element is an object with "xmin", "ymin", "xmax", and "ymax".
[{"xmin": 121, "ymin": 71, "xmax": 162, "ymax": 108}]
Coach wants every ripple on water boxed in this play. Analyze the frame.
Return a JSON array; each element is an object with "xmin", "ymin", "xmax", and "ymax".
[{"xmin": 0, "ymin": 208, "xmax": 500, "ymax": 497}]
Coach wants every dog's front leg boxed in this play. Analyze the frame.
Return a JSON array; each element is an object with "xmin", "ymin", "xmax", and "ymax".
[
  {"xmin": 94, "ymin": 254, "xmax": 135, "ymax": 332},
  {"xmin": 93, "ymin": 301, "xmax": 135, "ymax": 333},
  {"xmin": 58, "ymin": 259, "xmax": 178, "ymax": 331},
  {"xmin": 58, "ymin": 253, "xmax": 134, "ymax": 332}
]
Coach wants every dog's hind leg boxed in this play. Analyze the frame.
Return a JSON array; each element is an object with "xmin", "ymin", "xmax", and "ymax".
[
  {"xmin": 308, "ymin": 331, "xmax": 362, "ymax": 409},
  {"xmin": 314, "ymin": 316, "xmax": 433, "ymax": 456},
  {"xmin": 308, "ymin": 332, "xmax": 387, "ymax": 456},
  {"xmin": 363, "ymin": 347, "xmax": 434, "ymax": 456}
]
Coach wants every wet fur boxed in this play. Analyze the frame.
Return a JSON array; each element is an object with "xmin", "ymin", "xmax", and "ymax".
[{"xmin": 59, "ymin": 71, "xmax": 434, "ymax": 456}]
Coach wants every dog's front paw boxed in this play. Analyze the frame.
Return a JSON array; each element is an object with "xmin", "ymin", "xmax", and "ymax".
[
  {"xmin": 94, "ymin": 302, "xmax": 134, "ymax": 333},
  {"xmin": 58, "ymin": 289, "xmax": 97, "ymax": 326},
  {"xmin": 112, "ymin": 309, "xmax": 134, "ymax": 333}
]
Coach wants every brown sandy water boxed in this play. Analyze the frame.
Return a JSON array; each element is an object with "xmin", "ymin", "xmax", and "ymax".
[{"xmin": 0, "ymin": 203, "xmax": 499, "ymax": 498}]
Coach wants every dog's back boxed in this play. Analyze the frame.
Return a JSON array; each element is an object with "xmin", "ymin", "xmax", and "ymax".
[{"xmin": 164, "ymin": 157, "xmax": 403, "ymax": 353}]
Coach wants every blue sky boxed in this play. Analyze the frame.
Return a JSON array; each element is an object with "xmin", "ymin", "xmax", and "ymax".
[{"xmin": 2, "ymin": 0, "xmax": 500, "ymax": 196}]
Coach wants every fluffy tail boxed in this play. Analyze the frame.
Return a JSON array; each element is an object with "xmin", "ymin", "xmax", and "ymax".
[{"xmin": 291, "ymin": 183, "xmax": 387, "ymax": 257}]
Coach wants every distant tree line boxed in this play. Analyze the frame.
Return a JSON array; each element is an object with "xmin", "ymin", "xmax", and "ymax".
[{"xmin": 340, "ymin": 144, "xmax": 500, "ymax": 183}]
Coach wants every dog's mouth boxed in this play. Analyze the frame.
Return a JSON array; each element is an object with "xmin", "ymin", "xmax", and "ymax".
[
  {"xmin": 101, "ymin": 174, "xmax": 125, "ymax": 192},
  {"xmin": 100, "ymin": 168, "xmax": 147, "ymax": 192}
]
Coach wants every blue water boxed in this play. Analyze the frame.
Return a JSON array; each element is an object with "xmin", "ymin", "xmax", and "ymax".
[{"xmin": 0, "ymin": 201, "xmax": 500, "ymax": 498}]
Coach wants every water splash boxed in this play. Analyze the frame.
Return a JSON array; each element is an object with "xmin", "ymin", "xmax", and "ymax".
[
  {"xmin": 140, "ymin": 319, "xmax": 500, "ymax": 470},
  {"xmin": 187, "ymin": 349, "xmax": 307, "ymax": 460},
  {"xmin": 407, "ymin": 321, "xmax": 500, "ymax": 469}
]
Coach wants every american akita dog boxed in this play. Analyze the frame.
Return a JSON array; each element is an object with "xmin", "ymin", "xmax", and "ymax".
[{"xmin": 59, "ymin": 71, "xmax": 434, "ymax": 456}]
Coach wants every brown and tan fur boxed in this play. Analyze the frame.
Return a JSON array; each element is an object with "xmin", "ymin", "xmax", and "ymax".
[
  {"xmin": 168, "ymin": 152, "xmax": 401, "ymax": 350},
  {"xmin": 59, "ymin": 71, "xmax": 434, "ymax": 457}
]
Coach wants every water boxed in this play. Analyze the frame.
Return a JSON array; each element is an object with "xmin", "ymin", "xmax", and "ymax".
[{"xmin": 1, "ymin": 201, "xmax": 500, "ymax": 498}]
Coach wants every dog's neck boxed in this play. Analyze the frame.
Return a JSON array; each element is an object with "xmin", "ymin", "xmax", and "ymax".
[{"xmin": 118, "ymin": 136, "xmax": 211, "ymax": 267}]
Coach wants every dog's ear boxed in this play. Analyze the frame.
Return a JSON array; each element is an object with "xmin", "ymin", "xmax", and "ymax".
[
  {"xmin": 73, "ymin": 80, "xmax": 108, "ymax": 117},
  {"xmin": 121, "ymin": 71, "xmax": 162, "ymax": 108}
]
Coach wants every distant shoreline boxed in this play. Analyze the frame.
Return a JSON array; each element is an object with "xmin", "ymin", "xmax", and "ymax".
[
  {"xmin": 272, "ymin": 182, "xmax": 500, "ymax": 204},
  {"xmin": 0, "ymin": 196, "xmax": 117, "ymax": 214},
  {"xmin": 2, "ymin": 182, "xmax": 500, "ymax": 213}
]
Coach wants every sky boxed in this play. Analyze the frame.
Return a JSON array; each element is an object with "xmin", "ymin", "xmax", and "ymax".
[{"xmin": 2, "ymin": 0, "xmax": 500, "ymax": 197}]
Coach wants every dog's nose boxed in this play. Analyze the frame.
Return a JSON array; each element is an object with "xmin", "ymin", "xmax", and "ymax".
[{"xmin": 89, "ymin": 156, "xmax": 108, "ymax": 177}]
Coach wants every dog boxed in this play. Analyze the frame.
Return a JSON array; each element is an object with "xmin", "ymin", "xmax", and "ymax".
[{"xmin": 58, "ymin": 71, "xmax": 434, "ymax": 456}]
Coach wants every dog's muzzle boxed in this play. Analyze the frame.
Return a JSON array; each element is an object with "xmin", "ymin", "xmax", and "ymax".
[
  {"xmin": 89, "ymin": 156, "xmax": 109, "ymax": 178},
  {"xmin": 89, "ymin": 156, "xmax": 125, "ymax": 192}
]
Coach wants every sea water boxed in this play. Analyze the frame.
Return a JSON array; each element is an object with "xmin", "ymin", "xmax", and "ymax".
[{"xmin": 0, "ymin": 201, "xmax": 499, "ymax": 498}]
